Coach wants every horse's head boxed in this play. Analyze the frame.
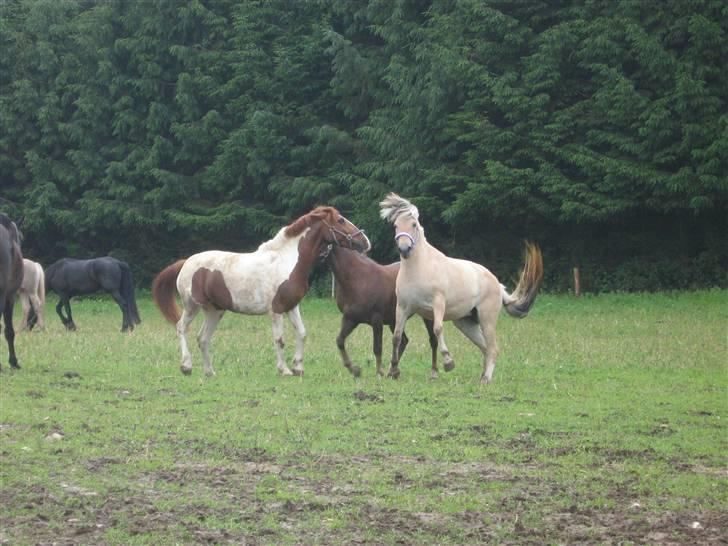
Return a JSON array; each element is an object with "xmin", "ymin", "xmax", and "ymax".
[
  {"xmin": 379, "ymin": 193, "xmax": 421, "ymax": 259},
  {"xmin": 310, "ymin": 207, "xmax": 371, "ymax": 253},
  {"xmin": 285, "ymin": 206, "xmax": 371, "ymax": 254}
]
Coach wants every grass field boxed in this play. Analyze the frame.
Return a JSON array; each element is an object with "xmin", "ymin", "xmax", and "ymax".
[{"xmin": 1, "ymin": 290, "xmax": 726, "ymax": 545}]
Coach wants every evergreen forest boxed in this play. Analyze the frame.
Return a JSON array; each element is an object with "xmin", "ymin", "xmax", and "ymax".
[{"xmin": 1, "ymin": 0, "xmax": 726, "ymax": 291}]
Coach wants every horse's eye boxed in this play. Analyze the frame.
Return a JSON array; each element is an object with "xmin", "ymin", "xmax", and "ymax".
[
  {"xmin": 412, "ymin": 222, "xmax": 416, "ymax": 228},
  {"xmin": 338, "ymin": 218, "xmax": 345, "ymax": 224}
]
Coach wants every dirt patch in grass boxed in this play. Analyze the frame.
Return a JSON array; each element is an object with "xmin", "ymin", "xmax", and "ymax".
[{"xmin": 1, "ymin": 453, "xmax": 725, "ymax": 545}]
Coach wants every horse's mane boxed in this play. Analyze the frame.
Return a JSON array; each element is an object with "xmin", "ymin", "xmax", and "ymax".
[
  {"xmin": 379, "ymin": 193, "xmax": 419, "ymax": 223},
  {"xmin": 257, "ymin": 206, "xmax": 337, "ymax": 252}
]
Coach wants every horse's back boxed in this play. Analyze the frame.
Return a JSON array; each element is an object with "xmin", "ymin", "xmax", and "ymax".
[{"xmin": 178, "ymin": 250, "xmax": 285, "ymax": 315}]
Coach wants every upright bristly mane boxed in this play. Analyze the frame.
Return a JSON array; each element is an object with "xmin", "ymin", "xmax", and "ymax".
[
  {"xmin": 257, "ymin": 206, "xmax": 337, "ymax": 252},
  {"xmin": 379, "ymin": 193, "xmax": 419, "ymax": 224}
]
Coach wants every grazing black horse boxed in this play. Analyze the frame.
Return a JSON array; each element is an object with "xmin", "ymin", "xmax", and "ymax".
[
  {"xmin": 45, "ymin": 257, "xmax": 141, "ymax": 332},
  {"xmin": 0, "ymin": 213, "xmax": 23, "ymax": 370}
]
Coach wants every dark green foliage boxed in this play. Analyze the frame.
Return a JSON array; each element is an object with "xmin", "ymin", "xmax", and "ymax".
[{"xmin": 1, "ymin": 0, "xmax": 725, "ymax": 289}]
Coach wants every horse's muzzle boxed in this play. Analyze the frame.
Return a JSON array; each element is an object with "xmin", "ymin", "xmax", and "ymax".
[{"xmin": 398, "ymin": 244, "xmax": 412, "ymax": 259}]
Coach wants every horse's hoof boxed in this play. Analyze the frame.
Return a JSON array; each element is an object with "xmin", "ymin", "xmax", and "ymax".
[
  {"xmin": 10, "ymin": 362, "xmax": 20, "ymax": 370},
  {"xmin": 348, "ymin": 365, "xmax": 361, "ymax": 378},
  {"xmin": 387, "ymin": 367, "xmax": 400, "ymax": 379},
  {"xmin": 430, "ymin": 371, "xmax": 439, "ymax": 380},
  {"xmin": 444, "ymin": 361, "xmax": 455, "ymax": 372},
  {"xmin": 292, "ymin": 368, "xmax": 304, "ymax": 377},
  {"xmin": 479, "ymin": 375, "xmax": 491, "ymax": 385},
  {"xmin": 204, "ymin": 370, "xmax": 216, "ymax": 378},
  {"xmin": 180, "ymin": 366, "xmax": 192, "ymax": 376},
  {"xmin": 278, "ymin": 367, "xmax": 294, "ymax": 376}
]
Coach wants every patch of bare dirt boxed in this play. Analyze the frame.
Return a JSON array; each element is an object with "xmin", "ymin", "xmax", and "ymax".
[{"xmin": 1, "ymin": 453, "xmax": 725, "ymax": 545}]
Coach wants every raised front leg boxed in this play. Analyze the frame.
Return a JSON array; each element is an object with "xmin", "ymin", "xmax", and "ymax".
[
  {"xmin": 271, "ymin": 312, "xmax": 293, "ymax": 376},
  {"xmin": 337, "ymin": 316, "xmax": 360, "ymax": 377},
  {"xmin": 388, "ymin": 304, "xmax": 410, "ymax": 379},
  {"xmin": 286, "ymin": 306, "xmax": 306, "ymax": 376}
]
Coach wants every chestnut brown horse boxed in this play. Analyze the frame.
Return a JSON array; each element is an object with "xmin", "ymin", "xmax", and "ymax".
[
  {"xmin": 0, "ymin": 213, "xmax": 23, "ymax": 370},
  {"xmin": 325, "ymin": 244, "xmax": 438, "ymax": 378},
  {"xmin": 153, "ymin": 206, "xmax": 370, "ymax": 377}
]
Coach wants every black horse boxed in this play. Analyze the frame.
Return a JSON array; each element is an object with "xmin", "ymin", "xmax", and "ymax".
[
  {"xmin": 0, "ymin": 213, "xmax": 23, "ymax": 370},
  {"xmin": 45, "ymin": 257, "xmax": 141, "ymax": 332}
]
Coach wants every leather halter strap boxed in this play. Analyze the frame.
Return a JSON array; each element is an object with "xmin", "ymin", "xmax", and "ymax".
[{"xmin": 321, "ymin": 219, "xmax": 366, "ymax": 249}]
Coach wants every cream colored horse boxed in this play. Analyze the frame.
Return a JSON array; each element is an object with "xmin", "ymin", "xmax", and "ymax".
[
  {"xmin": 19, "ymin": 258, "xmax": 45, "ymax": 331},
  {"xmin": 380, "ymin": 193, "xmax": 543, "ymax": 384},
  {"xmin": 153, "ymin": 207, "xmax": 370, "ymax": 377}
]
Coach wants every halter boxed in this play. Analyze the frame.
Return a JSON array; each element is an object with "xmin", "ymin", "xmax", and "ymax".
[
  {"xmin": 321, "ymin": 219, "xmax": 367, "ymax": 250},
  {"xmin": 394, "ymin": 229, "xmax": 418, "ymax": 248}
]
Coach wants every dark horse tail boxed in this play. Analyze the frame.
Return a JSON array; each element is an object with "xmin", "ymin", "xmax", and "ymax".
[
  {"xmin": 152, "ymin": 260, "xmax": 186, "ymax": 324},
  {"xmin": 502, "ymin": 242, "xmax": 544, "ymax": 319},
  {"xmin": 119, "ymin": 261, "xmax": 141, "ymax": 324}
]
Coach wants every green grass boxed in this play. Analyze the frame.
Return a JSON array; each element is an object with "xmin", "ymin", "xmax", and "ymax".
[{"xmin": 1, "ymin": 290, "xmax": 726, "ymax": 544}]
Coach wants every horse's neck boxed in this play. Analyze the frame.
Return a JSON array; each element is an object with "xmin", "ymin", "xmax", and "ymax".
[
  {"xmin": 329, "ymin": 247, "xmax": 358, "ymax": 290},
  {"xmin": 401, "ymin": 233, "xmax": 436, "ymax": 271},
  {"xmin": 285, "ymin": 229, "xmax": 324, "ymax": 283}
]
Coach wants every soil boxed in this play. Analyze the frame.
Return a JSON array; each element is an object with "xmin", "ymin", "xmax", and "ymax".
[{"xmin": 1, "ymin": 452, "xmax": 725, "ymax": 545}]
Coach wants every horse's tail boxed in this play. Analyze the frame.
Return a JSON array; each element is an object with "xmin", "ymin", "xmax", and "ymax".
[
  {"xmin": 502, "ymin": 242, "xmax": 543, "ymax": 319},
  {"xmin": 119, "ymin": 261, "xmax": 141, "ymax": 325},
  {"xmin": 36, "ymin": 263, "xmax": 46, "ymax": 308},
  {"xmin": 152, "ymin": 260, "xmax": 186, "ymax": 325}
]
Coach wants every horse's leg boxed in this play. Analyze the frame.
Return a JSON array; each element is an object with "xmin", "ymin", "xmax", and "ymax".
[
  {"xmin": 452, "ymin": 317, "xmax": 492, "ymax": 383},
  {"xmin": 337, "ymin": 315, "xmax": 360, "ymax": 377},
  {"xmin": 110, "ymin": 289, "xmax": 131, "ymax": 332},
  {"xmin": 30, "ymin": 293, "xmax": 44, "ymax": 330},
  {"xmin": 55, "ymin": 295, "xmax": 73, "ymax": 330},
  {"xmin": 479, "ymin": 315, "xmax": 500, "ymax": 385},
  {"xmin": 372, "ymin": 317, "xmax": 385, "ymax": 377},
  {"xmin": 177, "ymin": 303, "xmax": 199, "ymax": 375},
  {"xmin": 286, "ymin": 306, "xmax": 306, "ymax": 376},
  {"xmin": 432, "ymin": 294, "xmax": 455, "ymax": 372},
  {"xmin": 271, "ymin": 313, "xmax": 293, "ymax": 376},
  {"xmin": 197, "ymin": 308, "xmax": 224, "ymax": 377},
  {"xmin": 64, "ymin": 298, "xmax": 77, "ymax": 331},
  {"xmin": 3, "ymin": 301, "xmax": 19, "ymax": 369},
  {"xmin": 388, "ymin": 304, "xmax": 410, "ymax": 379},
  {"xmin": 19, "ymin": 292, "xmax": 30, "ymax": 332},
  {"xmin": 422, "ymin": 318, "xmax": 439, "ymax": 379}
]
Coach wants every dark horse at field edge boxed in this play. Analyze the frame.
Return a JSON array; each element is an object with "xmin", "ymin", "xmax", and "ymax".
[
  {"xmin": 0, "ymin": 213, "xmax": 23, "ymax": 370},
  {"xmin": 325, "ymin": 244, "xmax": 438, "ymax": 378},
  {"xmin": 45, "ymin": 257, "xmax": 140, "ymax": 332}
]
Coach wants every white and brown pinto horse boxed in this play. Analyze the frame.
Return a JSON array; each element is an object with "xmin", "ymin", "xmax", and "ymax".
[
  {"xmin": 153, "ymin": 206, "xmax": 370, "ymax": 377},
  {"xmin": 18, "ymin": 258, "xmax": 46, "ymax": 331},
  {"xmin": 379, "ymin": 194, "xmax": 543, "ymax": 384}
]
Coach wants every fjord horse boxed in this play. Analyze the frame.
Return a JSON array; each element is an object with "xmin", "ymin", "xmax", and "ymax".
[
  {"xmin": 152, "ymin": 206, "xmax": 370, "ymax": 377},
  {"xmin": 45, "ymin": 257, "xmax": 141, "ymax": 332},
  {"xmin": 325, "ymin": 244, "xmax": 438, "ymax": 378},
  {"xmin": 0, "ymin": 213, "xmax": 23, "ymax": 370},
  {"xmin": 380, "ymin": 194, "xmax": 543, "ymax": 384},
  {"xmin": 19, "ymin": 258, "xmax": 45, "ymax": 331}
]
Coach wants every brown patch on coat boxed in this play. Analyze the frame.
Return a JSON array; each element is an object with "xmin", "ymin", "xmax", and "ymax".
[{"xmin": 191, "ymin": 268, "xmax": 234, "ymax": 311}]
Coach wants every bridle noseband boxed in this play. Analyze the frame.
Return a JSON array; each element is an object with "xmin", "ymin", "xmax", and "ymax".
[{"xmin": 321, "ymin": 219, "xmax": 366, "ymax": 250}]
